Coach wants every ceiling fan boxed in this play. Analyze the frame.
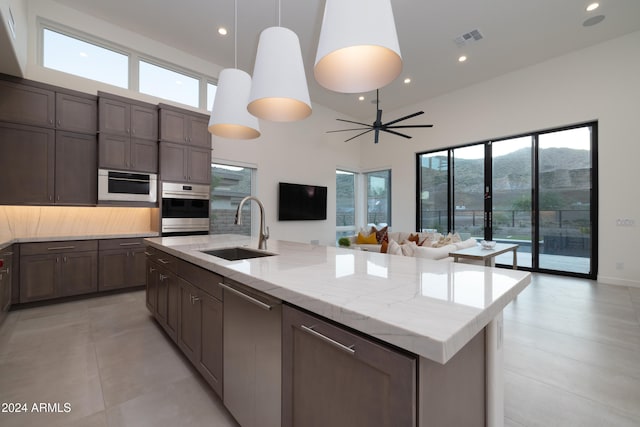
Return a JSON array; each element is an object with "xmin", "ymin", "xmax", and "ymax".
[{"xmin": 327, "ymin": 89, "xmax": 433, "ymax": 143}]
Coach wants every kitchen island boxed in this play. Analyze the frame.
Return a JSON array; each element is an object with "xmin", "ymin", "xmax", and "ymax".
[{"xmin": 145, "ymin": 234, "xmax": 531, "ymax": 427}]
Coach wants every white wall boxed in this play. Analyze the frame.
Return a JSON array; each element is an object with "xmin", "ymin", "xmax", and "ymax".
[
  {"xmin": 0, "ymin": 0, "xmax": 27, "ymax": 75},
  {"xmin": 360, "ymin": 31, "xmax": 640, "ymax": 287}
]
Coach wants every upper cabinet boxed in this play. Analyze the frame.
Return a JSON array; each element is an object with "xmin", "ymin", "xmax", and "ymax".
[
  {"xmin": 159, "ymin": 104, "xmax": 210, "ymax": 148},
  {"xmin": 98, "ymin": 93, "xmax": 158, "ymax": 141},
  {"xmin": 98, "ymin": 92, "xmax": 158, "ymax": 173},
  {"xmin": 0, "ymin": 75, "xmax": 97, "ymax": 134}
]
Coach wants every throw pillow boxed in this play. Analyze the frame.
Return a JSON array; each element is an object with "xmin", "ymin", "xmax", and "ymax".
[
  {"xmin": 380, "ymin": 240, "xmax": 389, "ymax": 253},
  {"xmin": 407, "ymin": 233, "xmax": 420, "ymax": 244},
  {"xmin": 387, "ymin": 239, "xmax": 402, "ymax": 255},
  {"xmin": 356, "ymin": 232, "xmax": 378, "ymax": 244},
  {"xmin": 373, "ymin": 226, "xmax": 388, "ymax": 243},
  {"xmin": 400, "ymin": 241, "xmax": 418, "ymax": 257}
]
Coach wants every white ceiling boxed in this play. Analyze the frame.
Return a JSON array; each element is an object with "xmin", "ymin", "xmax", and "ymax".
[{"xmin": 50, "ymin": 0, "xmax": 640, "ymax": 120}]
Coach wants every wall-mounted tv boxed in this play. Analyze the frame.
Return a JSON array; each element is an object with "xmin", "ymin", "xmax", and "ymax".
[{"xmin": 278, "ymin": 182, "xmax": 327, "ymax": 221}]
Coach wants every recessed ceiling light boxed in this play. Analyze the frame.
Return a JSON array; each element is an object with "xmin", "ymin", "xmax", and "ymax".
[
  {"xmin": 358, "ymin": 96, "xmax": 365, "ymax": 101},
  {"xmin": 403, "ymin": 77, "xmax": 411, "ymax": 84},
  {"xmin": 458, "ymin": 55, "xmax": 467, "ymax": 63},
  {"xmin": 218, "ymin": 27, "xmax": 228, "ymax": 36},
  {"xmin": 586, "ymin": 3, "xmax": 599, "ymax": 12}
]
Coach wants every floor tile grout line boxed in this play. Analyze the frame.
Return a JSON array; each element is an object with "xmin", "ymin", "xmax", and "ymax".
[{"xmin": 504, "ymin": 368, "xmax": 640, "ymax": 424}]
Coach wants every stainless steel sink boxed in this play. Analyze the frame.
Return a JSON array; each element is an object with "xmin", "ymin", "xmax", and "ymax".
[{"xmin": 200, "ymin": 247, "xmax": 276, "ymax": 261}]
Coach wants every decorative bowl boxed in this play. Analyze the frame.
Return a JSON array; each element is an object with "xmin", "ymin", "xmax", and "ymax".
[{"xmin": 480, "ymin": 240, "xmax": 496, "ymax": 249}]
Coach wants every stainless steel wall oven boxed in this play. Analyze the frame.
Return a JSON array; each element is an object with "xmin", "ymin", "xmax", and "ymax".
[{"xmin": 161, "ymin": 182, "xmax": 210, "ymax": 236}]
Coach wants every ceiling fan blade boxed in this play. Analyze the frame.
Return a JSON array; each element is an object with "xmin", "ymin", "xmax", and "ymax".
[
  {"xmin": 386, "ymin": 124, "xmax": 434, "ymax": 129},
  {"xmin": 344, "ymin": 129, "xmax": 373, "ymax": 142},
  {"xmin": 382, "ymin": 128, "xmax": 412, "ymax": 139},
  {"xmin": 336, "ymin": 118, "xmax": 371, "ymax": 127},
  {"xmin": 327, "ymin": 127, "xmax": 372, "ymax": 133},
  {"xmin": 383, "ymin": 111, "xmax": 425, "ymax": 126}
]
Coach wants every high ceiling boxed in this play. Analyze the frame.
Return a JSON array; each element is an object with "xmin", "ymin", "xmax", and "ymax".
[{"xmin": 50, "ymin": 0, "xmax": 640, "ymax": 119}]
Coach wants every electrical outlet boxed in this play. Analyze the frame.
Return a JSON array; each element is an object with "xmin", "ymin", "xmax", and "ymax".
[{"xmin": 616, "ymin": 219, "xmax": 635, "ymax": 227}]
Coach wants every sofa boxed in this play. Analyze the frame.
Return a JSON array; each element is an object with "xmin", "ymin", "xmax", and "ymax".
[{"xmin": 346, "ymin": 229, "xmax": 478, "ymax": 261}]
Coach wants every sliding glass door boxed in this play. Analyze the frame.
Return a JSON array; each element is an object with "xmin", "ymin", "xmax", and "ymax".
[{"xmin": 417, "ymin": 122, "xmax": 597, "ymax": 278}]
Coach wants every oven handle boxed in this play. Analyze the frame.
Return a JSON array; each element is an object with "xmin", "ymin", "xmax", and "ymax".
[
  {"xmin": 108, "ymin": 177, "xmax": 151, "ymax": 183},
  {"xmin": 162, "ymin": 191, "xmax": 209, "ymax": 200}
]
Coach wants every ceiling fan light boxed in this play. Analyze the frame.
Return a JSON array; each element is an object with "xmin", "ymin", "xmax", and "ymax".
[
  {"xmin": 208, "ymin": 68, "xmax": 261, "ymax": 139},
  {"xmin": 314, "ymin": 0, "xmax": 402, "ymax": 93},
  {"xmin": 248, "ymin": 26, "xmax": 312, "ymax": 122}
]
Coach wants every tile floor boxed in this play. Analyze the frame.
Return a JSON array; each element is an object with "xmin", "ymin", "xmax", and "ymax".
[{"xmin": 0, "ymin": 274, "xmax": 638, "ymax": 426}]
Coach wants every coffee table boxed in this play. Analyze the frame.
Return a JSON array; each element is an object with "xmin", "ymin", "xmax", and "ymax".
[{"xmin": 449, "ymin": 243, "xmax": 519, "ymax": 269}]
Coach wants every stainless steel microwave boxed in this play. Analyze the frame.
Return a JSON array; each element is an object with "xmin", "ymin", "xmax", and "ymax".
[{"xmin": 98, "ymin": 169, "xmax": 157, "ymax": 203}]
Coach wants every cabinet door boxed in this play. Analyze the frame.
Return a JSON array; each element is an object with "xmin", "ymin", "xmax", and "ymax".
[
  {"xmin": 166, "ymin": 271, "xmax": 179, "ymax": 341},
  {"xmin": 55, "ymin": 131, "xmax": 97, "ymax": 205},
  {"xmin": 55, "ymin": 93, "xmax": 97, "ymax": 134},
  {"xmin": 20, "ymin": 254, "xmax": 59, "ymax": 303},
  {"xmin": 188, "ymin": 116, "xmax": 210, "ymax": 147},
  {"xmin": 187, "ymin": 146, "xmax": 211, "ymax": 184},
  {"xmin": 177, "ymin": 278, "xmax": 199, "ymax": 362},
  {"xmin": 0, "ymin": 80, "xmax": 55, "ymax": 127},
  {"xmin": 130, "ymin": 247, "xmax": 147, "ymax": 287},
  {"xmin": 131, "ymin": 138, "xmax": 158, "ymax": 173},
  {"xmin": 160, "ymin": 142, "xmax": 187, "ymax": 182},
  {"xmin": 0, "ymin": 122, "xmax": 55, "ymax": 205},
  {"xmin": 146, "ymin": 260, "xmax": 158, "ymax": 313},
  {"xmin": 159, "ymin": 109, "xmax": 187, "ymax": 143},
  {"xmin": 131, "ymin": 104, "xmax": 158, "ymax": 140},
  {"xmin": 282, "ymin": 305, "xmax": 416, "ymax": 427},
  {"xmin": 99, "ymin": 97, "xmax": 130, "ymax": 136},
  {"xmin": 0, "ymin": 250, "xmax": 12, "ymax": 314},
  {"xmin": 199, "ymin": 291, "xmax": 223, "ymax": 397},
  {"xmin": 98, "ymin": 133, "xmax": 130, "ymax": 170},
  {"xmin": 60, "ymin": 251, "xmax": 98, "ymax": 297},
  {"xmin": 98, "ymin": 249, "xmax": 128, "ymax": 291}
]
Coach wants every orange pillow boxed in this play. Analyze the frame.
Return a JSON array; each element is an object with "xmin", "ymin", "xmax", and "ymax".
[
  {"xmin": 380, "ymin": 240, "xmax": 389, "ymax": 253},
  {"xmin": 374, "ymin": 226, "xmax": 388, "ymax": 243},
  {"xmin": 407, "ymin": 233, "xmax": 419, "ymax": 244},
  {"xmin": 356, "ymin": 232, "xmax": 378, "ymax": 244}
]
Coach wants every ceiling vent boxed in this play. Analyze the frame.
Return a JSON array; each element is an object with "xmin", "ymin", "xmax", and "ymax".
[{"xmin": 454, "ymin": 29, "xmax": 484, "ymax": 46}]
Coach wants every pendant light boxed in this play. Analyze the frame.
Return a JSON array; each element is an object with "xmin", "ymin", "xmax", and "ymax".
[
  {"xmin": 314, "ymin": 0, "xmax": 402, "ymax": 94},
  {"xmin": 208, "ymin": 0, "xmax": 260, "ymax": 139},
  {"xmin": 247, "ymin": 0, "xmax": 311, "ymax": 122}
]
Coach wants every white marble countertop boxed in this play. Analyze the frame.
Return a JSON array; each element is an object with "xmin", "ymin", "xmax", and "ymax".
[
  {"xmin": 145, "ymin": 234, "xmax": 531, "ymax": 364},
  {"xmin": 0, "ymin": 232, "xmax": 160, "ymax": 251}
]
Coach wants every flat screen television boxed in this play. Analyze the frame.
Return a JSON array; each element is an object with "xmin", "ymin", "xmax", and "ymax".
[{"xmin": 278, "ymin": 182, "xmax": 327, "ymax": 221}]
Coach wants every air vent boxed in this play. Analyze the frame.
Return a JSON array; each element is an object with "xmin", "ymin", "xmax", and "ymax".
[{"xmin": 454, "ymin": 29, "xmax": 484, "ymax": 46}]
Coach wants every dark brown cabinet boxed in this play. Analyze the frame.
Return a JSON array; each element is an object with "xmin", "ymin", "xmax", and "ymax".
[
  {"xmin": 159, "ymin": 142, "xmax": 211, "ymax": 184},
  {"xmin": 146, "ymin": 257, "xmax": 158, "ymax": 314},
  {"xmin": 282, "ymin": 304, "xmax": 417, "ymax": 427},
  {"xmin": 98, "ymin": 93, "xmax": 158, "ymax": 173},
  {"xmin": 0, "ymin": 78, "xmax": 55, "ymax": 128},
  {"xmin": 0, "ymin": 123, "xmax": 97, "ymax": 206},
  {"xmin": 19, "ymin": 240, "xmax": 98, "ymax": 303},
  {"xmin": 98, "ymin": 134, "xmax": 158, "ymax": 173},
  {"xmin": 0, "ymin": 247, "xmax": 13, "ymax": 326},
  {"xmin": 145, "ymin": 248, "xmax": 178, "ymax": 341},
  {"xmin": 159, "ymin": 105, "xmax": 209, "ymax": 148},
  {"xmin": 177, "ymin": 262, "xmax": 223, "ymax": 397},
  {"xmin": 55, "ymin": 92, "xmax": 98, "ymax": 134},
  {"xmin": 98, "ymin": 238, "xmax": 146, "ymax": 291}
]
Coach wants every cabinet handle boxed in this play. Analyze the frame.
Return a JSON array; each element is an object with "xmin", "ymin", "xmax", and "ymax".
[
  {"xmin": 47, "ymin": 246, "xmax": 76, "ymax": 250},
  {"xmin": 149, "ymin": 267, "xmax": 156, "ymax": 273},
  {"xmin": 159, "ymin": 274, "xmax": 167, "ymax": 281},
  {"xmin": 1, "ymin": 252, "xmax": 13, "ymax": 256},
  {"xmin": 63, "ymin": 256, "xmax": 68, "ymax": 263},
  {"xmin": 57, "ymin": 120, "xmax": 61, "ymax": 126},
  {"xmin": 132, "ymin": 129, "xmax": 136, "ymax": 135},
  {"xmin": 0, "ymin": 268, "xmax": 8, "ymax": 274},
  {"xmin": 127, "ymin": 128, "xmax": 131, "ymax": 134},
  {"xmin": 157, "ymin": 258, "xmax": 170, "ymax": 264},
  {"xmin": 300, "ymin": 325, "xmax": 356, "ymax": 356},
  {"xmin": 190, "ymin": 294, "xmax": 200, "ymax": 304},
  {"xmin": 120, "ymin": 242, "xmax": 141, "ymax": 246},
  {"xmin": 144, "ymin": 251, "xmax": 154, "ymax": 256},
  {"xmin": 219, "ymin": 283, "xmax": 274, "ymax": 311}
]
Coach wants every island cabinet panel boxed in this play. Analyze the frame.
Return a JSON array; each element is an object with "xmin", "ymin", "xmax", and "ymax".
[
  {"xmin": 146, "ymin": 259, "xmax": 158, "ymax": 313},
  {"xmin": 282, "ymin": 304, "xmax": 417, "ymax": 427},
  {"xmin": 19, "ymin": 240, "xmax": 98, "ymax": 303},
  {"xmin": 155, "ymin": 263, "xmax": 178, "ymax": 341},
  {"xmin": 0, "ymin": 247, "xmax": 13, "ymax": 326},
  {"xmin": 98, "ymin": 238, "xmax": 146, "ymax": 291},
  {"xmin": 223, "ymin": 279, "xmax": 282, "ymax": 427},
  {"xmin": 176, "ymin": 261, "xmax": 223, "ymax": 397}
]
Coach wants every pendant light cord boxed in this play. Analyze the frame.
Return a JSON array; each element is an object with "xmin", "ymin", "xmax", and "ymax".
[{"xmin": 234, "ymin": 0, "xmax": 238, "ymax": 69}]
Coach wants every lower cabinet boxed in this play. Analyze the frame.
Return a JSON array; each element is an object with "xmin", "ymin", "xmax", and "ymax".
[
  {"xmin": 0, "ymin": 247, "xmax": 13, "ymax": 326},
  {"xmin": 282, "ymin": 304, "xmax": 417, "ymax": 427},
  {"xmin": 20, "ymin": 240, "xmax": 98, "ymax": 303},
  {"xmin": 177, "ymin": 277, "xmax": 223, "ymax": 397},
  {"xmin": 222, "ymin": 279, "xmax": 282, "ymax": 427},
  {"xmin": 145, "ymin": 259, "xmax": 158, "ymax": 314},
  {"xmin": 155, "ymin": 264, "xmax": 178, "ymax": 341},
  {"xmin": 98, "ymin": 238, "xmax": 146, "ymax": 291}
]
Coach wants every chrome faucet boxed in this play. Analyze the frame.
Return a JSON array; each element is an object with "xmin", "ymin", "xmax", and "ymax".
[{"xmin": 235, "ymin": 196, "xmax": 269, "ymax": 250}]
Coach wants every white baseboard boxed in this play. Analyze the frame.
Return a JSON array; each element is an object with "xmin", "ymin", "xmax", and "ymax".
[{"xmin": 597, "ymin": 275, "xmax": 640, "ymax": 288}]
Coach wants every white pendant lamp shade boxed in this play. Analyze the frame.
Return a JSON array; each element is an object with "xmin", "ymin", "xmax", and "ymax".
[
  {"xmin": 314, "ymin": 0, "xmax": 402, "ymax": 93},
  {"xmin": 248, "ymin": 26, "xmax": 312, "ymax": 122},
  {"xmin": 208, "ymin": 68, "xmax": 260, "ymax": 139}
]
